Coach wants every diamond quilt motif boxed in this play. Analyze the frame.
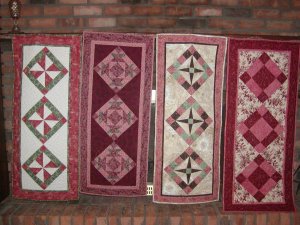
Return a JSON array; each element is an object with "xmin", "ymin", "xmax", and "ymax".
[
  {"xmin": 93, "ymin": 95, "xmax": 137, "ymax": 140},
  {"xmin": 23, "ymin": 47, "xmax": 68, "ymax": 94},
  {"xmin": 236, "ymin": 154, "xmax": 282, "ymax": 202},
  {"xmin": 166, "ymin": 96, "xmax": 213, "ymax": 145},
  {"xmin": 22, "ymin": 145, "xmax": 66, "ymax": 190},
  {"xmin": 164, "ymin": 147, "xmax": 211, "ymax": 194},
  {"xmin": 240, "ymin": 52, "xmax": 287, "ymax": 102},
  {"xmin": 92, "ymin": 142, "xmax": 135, "ymax": 185},
  {"xmin": 94, "ymin": 47, "xmax": 140, "ymax": 92},
  {"xmin": 167, "ymin": 45, "xmax": 213, "ymax": 95},
  {"xmin": 238, "ymin": 105, "xmax": 283, "ymax": 153},
  {"xmin": 22, "ymin": 97, "xmax": 67, "ymax": 143}
]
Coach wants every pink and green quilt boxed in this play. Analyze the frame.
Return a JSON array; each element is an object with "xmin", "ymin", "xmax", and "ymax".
[{"xmin": 12, "ymin": 35, "xmax": 80, "ymax": 200}]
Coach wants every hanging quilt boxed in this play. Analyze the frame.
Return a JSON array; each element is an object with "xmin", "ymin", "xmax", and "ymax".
[
  {"xmin": 153, "ymin": 34, "xmax": 227, "ymax": 203},
  {"xmin": 223, "ymin": 38, "xmax": 299, "ymax": 211},
  {"xmin": 12, "ymin": 35, "xmax": 80, "ymax": 200},
  {"xmin": 80, "ymin": 32, "xmax": 154, "ymax": 196}
]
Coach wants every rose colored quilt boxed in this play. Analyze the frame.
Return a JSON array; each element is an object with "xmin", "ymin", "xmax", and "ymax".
[
  {"xmin": 153, "ymin": 34, "xmax": 227, "ymax": 203},
  {"xmin": 80, "ymin": 32, "xmax": 154, "ymax": 196},
  {"xmin": 12, "ymin": 35, "xmax": 80, "ymax": 200},
  {"xmin": 223, "ymin": 38, "xmax": 300, "ymax": 211}
]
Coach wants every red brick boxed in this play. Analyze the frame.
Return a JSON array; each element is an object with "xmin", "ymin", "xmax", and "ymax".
[
  {"xmin": 23, "ymin": 204, "xmax": 40, "ymax": 225},
  {"xmin": 107, "ymin": 205, "xmax": 120, "ymax": 225},
  {"xmin": 22, "ymin": 6, "xmax": 43, "ymax": 17},
  {"xmin": 145, "ymin": 203, "xmax": 156, "ymax": 225},
  {"xmin": 182, "ymin": 0, "xmax": 208, "ymax": 4},
  {"xmin": 266, "ymin": 21, "xmax": 293, "ymax": 30},
  {"xmin": 250, "ymin": 0, "xmax": 289, "ymax": 7},
  {"xmin": 152, "ymin": 0, "xmax": 177, "ymax": 3},
  {"xmin": 95, "ymin": 205, "xmax": 108, "ymax": 225},
  {"xmin": 104, "ymin": 6, "xmax": 132, "ymax": 16},
  {"xmin": 244, "ymin": 213, "xmax": 255, "ymax": 225},
  {"xmin": 295, "ymin": 211, "xmax": 300, "ymax": 225},
  {"xmin": 211, "ymin": 0, "xmax": 238, "ymax": 6},
  {"xmin": 44, "ymin": 6, "xmax": 73, "ymax": 16},
  {"xmin": 120, "ymin": 204, "xmax": 133, "ymax": 225},
  {"xmin": 45, "ymin": 204, "xmax": 63, "ymax": 225},
  {"xmin": 89, "ymin": 0, "xmax": 117, "ymax": 3},
  {"xmin": 148, "ymin": 18, "xmax": 176, "ymax": 28},
  {"xmin": 0, "ymin": 204, "xmax": 19, "ymax": 225},
  {"xmin": 231, "ymin": 214, "xmax": 244, "ymax": 225},
  {"xmin": 59, "ymin": 18, "xmax": 84, "ymax": 27},
  {"xmin": 0, "ymin": 7, "xmax": 11, "ymax": 17},
  {"xmin": 238, "ymin": 20, "xmax": 265, "ymax": 29},
  {"xmin": 268, "ymin": 213, "xmax": 280, "ymax": 225},
  {"xmin": 194, "ymin": 205, "xmax": 206, "ymax": 225},
  {"xmin": 256, "ymin": 214, "xmax": 267, "ymax": 225},
  {"xmin": 59, "ymin": 0, "xmax": 87, "ymax": 4},
  {"xmin": 74, "ymin": 6, "xmax": 102, "ymax": 16},
  {"xmin": 133, "ymin": 199, "xmax": 145, "ymax": 225},
  {"xmin": 280, "ymin": 213, "xmax": 291, "ymax": 225},
  {"xmin": 73, "ymin": 206, "xmax": 87, "ymax": 225},
  {"xmin": 11, "ymin": 205, "xmax": 28, "ymax": 225},
  {"xmin": 59, "ymin": 205, "xmax": 74, "ymax": 225},
  {"xmin": 253, "ymin": 9, "xmax": 280, "ymax": 18},
  {"xmin": 168, "ymin": 205, "xmax": 181, "ymax": 225},
  {"xmin": 239, "ymin": 0, "xmax": 251, "ymax": 6},
  {"xmin": 282, "ymin": 10, "xmax": 300, "ymax": 19},
  {"xmin": 88, "ymin": 17, "xmax": 116, "ymax": 27},
  {"xmin": 133, "ymin": 6, "xmax": 162, "ymax": 15},
  {"xmin": 117, "ymin": 17, "xmax": 147, "ymax": 27},
  {"xmin": 155, "ymin": 205, "xmax": 166, "ymax": 225},
  {"xmin": 29, "ymin": 18, "xmax": 57, "ymax": 28},
  {"xmin": 35, "ymin": 204, "xmax": 51, "ymax": 225},
  {"xmin": 205, "ymin": 206, "xmax": 217, "ymax": 225},
  {"xmin": 208, "ymin": 18, "xmax": 237, "ymax": 29},
  {"xmin": 181, "ymin": 207, "xmax": 193, "ymax": 225},
  {"xmin": 165, "ymin": 6, "xmax": 192, "ymax": 16},
  {"xmin": 195, "ymin": 7, "xmax": 222, "ymax": 16},
  {"xmin": 293, "ymin": 0, "xmax": 300, "ymax": 7},
  {"xmin": 1, "ymin": 18, "xmax": 27, "ymax": 29}
]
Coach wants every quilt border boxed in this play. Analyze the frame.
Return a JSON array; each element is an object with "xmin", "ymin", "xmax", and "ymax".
[
  {"xmin": 153, "ymin": 34, "xmax": 227, "ymax": 203},
  {"xmin": 80, "ymin": 32, "xmax": 154, "ymax": 196},
  {"xmin": 12, "ymin": 35, "xmax": 80, "ymax": 200},
  {"xmin": 223, "ymin": 38, "xmax": 299, "ymax": 211}
]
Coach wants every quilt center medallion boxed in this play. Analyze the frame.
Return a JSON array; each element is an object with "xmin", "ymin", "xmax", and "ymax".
[
  {"xmin": 94, "ymin": 46, "xmax": 140, "ymax": 92},
  {"xmin": 92, "ymin": 142, "xmax": 135, "ymax": 185},
  {"xmin": 93, "ymin": 95, "xmax": 137, "ymax": 140}
]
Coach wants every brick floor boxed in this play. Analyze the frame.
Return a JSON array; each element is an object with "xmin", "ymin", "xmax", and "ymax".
[{"xmin": 0, "ymin": 195, "xmax": 299, "ymax": 225}]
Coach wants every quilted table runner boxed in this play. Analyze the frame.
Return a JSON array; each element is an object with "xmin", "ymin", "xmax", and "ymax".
[
  {"xmin": 12, "ymin": 35, "xmax": 80, "ymax": 200},
  {"xmin": 154, "ymin": 34, "xmax": 227, "ymax": 203},
  {"xmin": 80, "ymin": 32, "xmax": 154, "ymax": 196},
  {"xmin": 223, "ymin": 38, "xmax": 300, "ymax": 211}
]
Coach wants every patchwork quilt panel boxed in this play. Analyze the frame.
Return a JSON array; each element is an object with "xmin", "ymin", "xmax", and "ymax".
[
  {"xmin": 80, "ymin": 32, "xmax": 154, "ymax": 196},
  {"xmin": 12, "ymin": 35, "xmax": 80, "ymax": 200},
  {"xmin": 154, "ymin": 34, "xmax": 227, "ymax": 203},
  {"xmin": 223, "ymin": 38, "xmax": 299, "ymax": 211}
]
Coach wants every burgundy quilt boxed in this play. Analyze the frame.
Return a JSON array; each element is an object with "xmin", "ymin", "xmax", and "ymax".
[
  {"xmin": 80, "ymin": 32, "xmax": 154, "ymax": 196},
  {"xmin": 223, "ymin": 38, "xmax": 299, "ymax": 211},
  {"xmin": 12, "ymin": 35, "xmax": 80, "ymax": 200}
]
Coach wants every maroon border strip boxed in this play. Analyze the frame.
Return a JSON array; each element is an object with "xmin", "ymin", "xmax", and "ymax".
[
  {"xmin": 80, "ymin": 32, "xmax": 154, "ymax": 196},
  {"xmin": 12, "ymin": 35, "xmax": 80, "ymax": 200},
  {"xmin": 223, "ymin": 38, "xmax": 299, "ymax": 211}
]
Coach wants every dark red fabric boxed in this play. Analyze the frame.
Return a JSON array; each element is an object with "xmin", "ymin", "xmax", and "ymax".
[{"xmin": 90, "ymin": 45, "xmax": 142, "ymax": 186}]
